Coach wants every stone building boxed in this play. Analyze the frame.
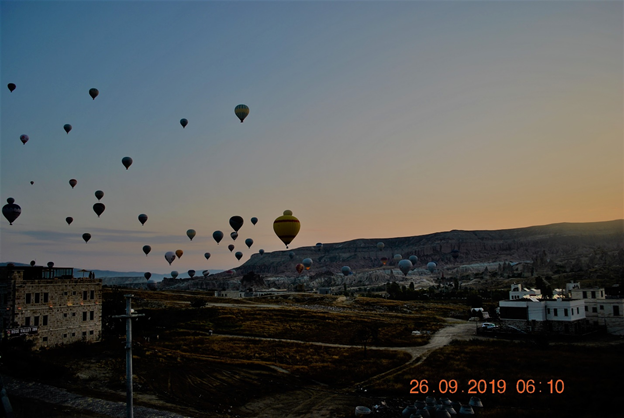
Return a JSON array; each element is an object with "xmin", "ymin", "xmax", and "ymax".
[{"xmin": 0, "ymin": 265, "xmax": 102, "ymax": 349}]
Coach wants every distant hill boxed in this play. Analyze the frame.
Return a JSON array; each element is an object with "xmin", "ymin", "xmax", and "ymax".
[{"xmin": 215, "ymin": 219, "xmax": 624, "ymax": 278}]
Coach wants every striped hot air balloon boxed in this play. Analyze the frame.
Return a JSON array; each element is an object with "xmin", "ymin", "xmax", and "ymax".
[
  {"xmin": 273, "ymin": 210, "xmax": 300, "ymax": 248},
  {"xmin": 235, "ymin": 104, "xmax": 249, "ymax": 123}
]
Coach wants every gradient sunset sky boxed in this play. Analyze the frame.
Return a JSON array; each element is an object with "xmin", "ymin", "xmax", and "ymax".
[{"xmin": 1, "ymin": 0, "xmax": 622, "ymax": 273}]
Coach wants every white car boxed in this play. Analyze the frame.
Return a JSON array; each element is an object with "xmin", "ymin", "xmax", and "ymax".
[{"xmin": 481, "ymin": 323, "xmax": 497, "ymax": 329}]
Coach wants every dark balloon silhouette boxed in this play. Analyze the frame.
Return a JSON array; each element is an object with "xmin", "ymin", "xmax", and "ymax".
[
  {"xmin": 213, "ymin": 230, "xmax": 223, "ymax": 244},
  {"xmin": 66, "ymin": 217, "xmax": 73, "ymax": 225},
  {"xmin": 82, "ymin": 233, "xmax": 91, "ymax": 243},
  {"xmin": 138, "ymin": 214, "xmax": 148, "ymax": 225},
  {"xmin": 95, "ymin": 190, "xmax": 104, "ymax": 200},
  {"xmin": 251, "ymin": 217, "xmax": 258, "ymax": 225},
  {"xmin": 64, "ymin": 124, "xmax": 72, "ymax": 134},
  {"xmin": 188, "ymin": 270, "xmax": 195, "ymax": 278},
  {"xmin": 228, "ymin": 244, "xmax": 235, "ymax": 252},
  {"xmin": 296, "ymin": 264, "xmax": 304, "ymax": 274},
  {"xmin": 245, "ymin": 238, "xmax": 253, "ymax": 248},
  {"xmin": 2, "ymin": 198, "xmax": 21, "ymax": 225},
  {"xmin": 230, "ymin": 231, "xmax": 238, "ymax": 241},
  {"xmin": 69, "ymin": 179, "xmax": 77, "ymax": 189},
  {"xmin": 121, "ymin": 157, "xmax": 133, "ymax": 170},
  {"xmin": 143, "ymin": 245, "xmax": 151, "ymax": 256},
  {"xmin": 180, "ymin": 118, "xmax": 188, "ymax": 128},
  {"xmin": 93, "ymin": 203, "xmax": 105, "ymax": 217},
  {"xmin": 47, "ymin": 262, "xmax": 54, "ymax": 268},
  {"xmin": 204, "ymin": 252, "xmax": 211, "ymax": 260},
  {"xmin": 20, "ymin": 135, "xmax": 29, "ymax": 145},
  {"xmin": 30, "ymin": 260, "xmax": 36, "ymax": 267},
  {"xmin": 89, "ymin": 88, "xmax": 99, "ymax": 100},
  {"xmin": 235, "ymin": 104, "xmax": 249, "ymax": 123},
  {"xmin": 30, "ymin": 181, "xmax": 34, "ymax": 185},
  {"xmin": 235, "ymin": 251, "xmax": 243, "ymax": 261},
  {"xmin": 229, "ymin": 216, "xmax": 244, "ymax": 232},
  {"xmin": 144, "ymin": 272, "xmax": 151, "ymax": 280},
  {"xmin": 8, "ymin": 83, "xmax": 16, "ymax": 92},
  {"xmin": 259, "ymin": 249, "xmax": 264, "ymax": 255}
]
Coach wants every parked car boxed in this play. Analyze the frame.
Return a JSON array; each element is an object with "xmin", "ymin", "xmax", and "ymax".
[{"xmin": 481, "ymin": 322, "xmax": 498, "ymax": 329}]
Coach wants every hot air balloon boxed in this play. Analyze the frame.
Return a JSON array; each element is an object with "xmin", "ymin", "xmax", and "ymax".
[
  {"xmin": 427, "ymin": 262, "xmax": 437, "ymax": 273},
  {"xmin": 302, "ymin": 258, "xmax": 313, "ymax": 270},
  {"xmin": 147, "ymin": 279, "xmax": 157, "ymax": 290},
  {"xmin": 316, "ymin": 243, "xmax": 323, "ymax": 252},
  {"xmin": 66, "ymin": 217, "xmax": 73, "ymax": 225},
  {"xmin": 245, "ymin": 238, "xmax": 253, "ymax": 248},
  {"xmin": 82, "ymin": 233, "xmax": 91, "ymax": 243},
  {"xmin": 188, "ymin": 270, "xmax": 195, "ymax": 278},
  {"xmin": 204, "ymin": 252, "xmax": 211, "ymax": 260},
  {"xmin": 2, "ymin": 198, "xmax": 21, "ymax": 225},
  {"xmin": 235, "ymin": 104, "xmax": 249, "ymax": 123},
  {"xmin": 251, "ymin": 217, "xmax": 258, "ymax": 225},
  {"xmin": 213, "ymin": 230, "xmax": 223, "ymax": 244},
  {"xmin": 171, "ymin": 270, "xmax": 179, "ymax": 279},
  {"xmin": 121, "ymin": 157, "xmax": 133, "ymax": 170},
  {"xmin": 295, "ymin": 264, "xmax": 304, "ymax": 275},
  {"xmin": 230, "ymin": 231, "xmax": 238, "ymax": 241},
  {"xmin": 288, "ymin": 251, "xmax": 295, "ymax": 260},
  {"xmin": 30, "ymin": 181, "xmax": 34, "ymax": 185},
  {"xmin": 89, "ymin": 88, "xmax": 99, "ymax": 100},
  {"xmin": 187, "ymin": 229, "xmax": 196, "ymax": 241},
  {"xmin": 143, "ymin": 245, "xmax": 151, "ymax": 256},
  {"xmin": 398, "ymin": 260, "xmax": 413, "ymax": 276},
  {"xmin": 69, "ymin": 179, "xmax": 77, "ymax": 188},
  {"xmin": 229, "ymin": 216, "xmax": 244, "ymax": 232},
  {"xmin": 95, "ymin": 190, "xmax": 104, "ymax": 200},
  {"xmin": 409, "ymin": 255, "xmax": 418, "ymax": 265},
  {"xmin": 165, "ymin": 252, "xmax": 176, "ymax": 265},
  {"xmin": 235, "ymin": 251, "xmax": 243, "ymax": 261},
  {"xmin": 394, "ymin": 254, "xmax": 402, "ymax": 261},
  {"xmin": 47, "ymin": 262, "xmax": 54, "ymax": 268},
  {"xmin": 202, "ymin": 270, "xmax": 210, "ymax": 278},
  {"xmin": 20, "ymin": 134, "xmax": 29, "ymax": 144},
  {"xmin": 8, "ymin": 83, "xmax": 16, "ymax": 92},
  {"xmin": 30, "ymin": 260, "xmax": 36, "ymax": 267},
  {"xmin": 377, "ymin": 242, "xmax": 384, "ymax": 251},
  {"xmin": 180, "ymin": 118, "xmax": 188, "ymax": 128},
  {"xmin": 93, "ymin": 203, "xmax": 105, "ymax": 217},
  {"xmin": 228, "ymin": 244, "xmax": 235, "ymax": 252},
  {"xmin": 138, "ymin": 214, "xmax": 148, "ymax": 225},
  {"xmin": 380, "ymin": 257, "xmax": 388, "ymax": 266},
  {"xmin": 273, "ymin": 210, "xmax": 300, "ymax": 248},
  {"xmin": 144, "ymin": 272, "xmax": 152, "ymax": 280},
  {"xmin": 63, "ymin": 124, "xmax": 72, "ymax": 134},
  {"xmin": 341, "ymin": 266, "xmax": 351, "ymax": 276},
  {"xmin": 259, "ymin": 249, "xmax": 264, "ymax": 255},
  {"xmin": 175, "ymin": 249, "xmax": 184, "ymax": 259}
]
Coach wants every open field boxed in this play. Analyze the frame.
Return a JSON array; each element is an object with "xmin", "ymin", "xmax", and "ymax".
[{"xmin": 3, "ymin": 289, "xmax": 623, "ymax": 417}]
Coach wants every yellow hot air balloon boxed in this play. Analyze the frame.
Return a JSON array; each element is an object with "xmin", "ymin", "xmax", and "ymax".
[
  {"xmin": 235, "ymin": 104, "xmax": 249, "ymax": 123},
  {"xmin": 273, "ymin": 210, "xmax": 300, "ymax": 248},
  {"xmin": 176, "ymin": 249, "xmax": 184, "ymax": 259}
]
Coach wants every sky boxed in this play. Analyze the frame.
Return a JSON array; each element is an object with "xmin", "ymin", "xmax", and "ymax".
[{"xmin": 1, "ymin": 0, "xmax": 622, "ymax": 273}]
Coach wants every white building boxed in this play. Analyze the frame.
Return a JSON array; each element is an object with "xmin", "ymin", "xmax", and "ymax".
[{"xmin": 509, "ymin": 283, "xmax": 542, "ymax": 300}]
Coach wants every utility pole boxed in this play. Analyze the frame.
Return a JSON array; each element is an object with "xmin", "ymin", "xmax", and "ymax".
[{"xmin": 112, "ymin": 295, "xmax": 144, "ymax": 418}]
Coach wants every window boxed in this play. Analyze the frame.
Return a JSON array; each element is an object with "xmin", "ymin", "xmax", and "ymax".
[
  {"xmin": 35, "ymin": 293, "xmax": 40, "ymax": 303},
  {"xmin": 82, "ymin": 312, "xmax": 87, "ymax": 321},
  {"xmin": 592, "ymin": 307, "xmax": 597, "ymax": 313},
  {"xmin": 34, "ymin": 316, "xmax": 40, "ymax": 326},
  {"xmin": 42, "ymin": 337, "xmax": 48, "ymax": 342},
  {"xmin": 614, "ymin": 306, "xmax": 620, "ymax": 317},
  {"xmin": 83, "ymin": 291, "xmax": 88, "ymax": 300},
  {"xmin": 43, "ymin": 315, "xmax": 48, "ymax": 326},
  {"xmin": 43, "ymin": 293, "xmax": 49, "ymax": 303},
  {"xmin": 71, "ymin": 332, "xmax": 75, "ymax": 337},
  {"xmin": 89, "ymin": 311, "xmax": 94, "ymax": 320},
  {"xmin": 547, "ymin": 308, "xmax": 551, "ymax": 314},
  {"xmin": 72, "ymin": 312, "xmax": 76, "ymax": 317},
  {"xmin": 26, "ymin": 293, "xmax": 32, "ymax": 304},
  {"xmin": 600, "ymin": 305, "xmax": 604, "ymax": 310},
  {"xmin": 576, "ymin": 307, "xmax": 579, "ymax": 314},
  {"xmin": 583, "ymin": 291, "xmax": 587, "ymax": 298},
  {"xmin": 25, "ymin": 317, "xmax": 31, "ymax": 326},
  {"xmin": 601, "ymin": 291, "xmax": 604, "ymax": 297},
  {"xmin": 564, "ymin": 309, "xmax": 568, "ymax": 317},
  {"xmin": 82, "ymin": 331, "xmax": 87, "ymax": 337},
  {"xmin": 591, "ymin": 291, "xmax": 596, "ymax": 298},
  {"xmin": 63, "ymin": 313, "xmax": 67, "ymax": 318},
  {"xmin": 63, "ymin": 334, "xmax": 67, "ymax": 338},
  {"xmin": 72, "ymin": 291, "xmax": 76, "ymax": 296},
  {"xmin": 585, "ymin": 306, "xmax": 588, "ymax": 312},
  {"xmin": 63, "ymin": 291, "xmax": 67, "ymax": 296},
  {"xmin": 90, "ymin": 290, "xmax": 95, "ymax": 300},
  {"xmin": 554, "ymin": 309, "xmax": 558, "ymax": 317},
  {"xmin": 89, "ymin": 330, "xmax": 94, "ymax": 335}
]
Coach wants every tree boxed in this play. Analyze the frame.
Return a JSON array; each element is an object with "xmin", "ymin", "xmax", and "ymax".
[{"xmin": 352, "ymin": 323, "xmax": 379, "ymax": 358}]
